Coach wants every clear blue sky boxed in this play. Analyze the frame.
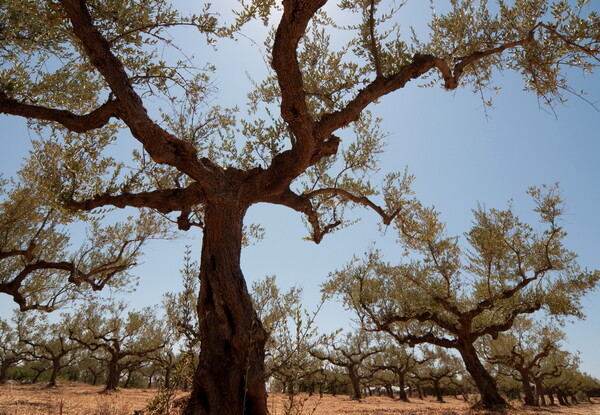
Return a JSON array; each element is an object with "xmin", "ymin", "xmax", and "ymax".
[{"xmin": 1, "ymin": 1, "xmax": 599, "ymax": 379}]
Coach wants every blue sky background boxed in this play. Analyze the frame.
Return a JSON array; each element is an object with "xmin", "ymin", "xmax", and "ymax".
[{"xmin": 1, "ymin": 1, "xmax": 599, "ymax": 379}]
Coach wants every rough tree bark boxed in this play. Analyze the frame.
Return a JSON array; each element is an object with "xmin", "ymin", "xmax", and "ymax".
[
  {"xmin": 48, "ymin": 357, "xmax": 62, "ymax": 387},
  {"xmin": 0, "ymin": 360, "xmax": 12, "ymax": 384},
  {"xmin": 347, "ymin": 367, "xmax": 362, "ymax": 400},
  {"xmin": 185, "ymin": 201, "xmax": 268, "ymax": 415},
  {"xmin": 518, "ymin": 370, "xmax": 537, "ymax": 406},
  {"xmin": 105, "ymin": 358, "xmax": 121, "ymax": 391},
  {"xmin": 457, "ymin": 342, "xmax": 507, "ymax": 408}
]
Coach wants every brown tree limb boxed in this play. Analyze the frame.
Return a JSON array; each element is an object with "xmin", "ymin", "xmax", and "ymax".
[
  {"xmin": 65, "ymin": 183, "xmax": 206, "ymax": 214},
  {"xmin": 264, "ymin": 187, "xmax": 340, "ymax": 243},
  {"xmin": 58, "ymin": 0, "xmax": 215, "ymax": 186},
  {"xmin": 539, "ymin": 23, "xmax": 600, "ymax": 64},
  {"xmin": 471, "ymin": 302, "xmax": 543, "ymax": 340},
  {"xmin": 272, "ymin": 0, "xmax": 326, "ymax": 145},
  {"xmin": 1, "ymin": 237, "xmax": 146, "ymax": 311},
  {"xmin": 317, "ymin": 34, "xmax": 537, "ymax": 137},
  {"xmin": 258, "ymin": 0, "xmax": 331, "ymax": 195},
  {"xmin": 387, "ymin": 330, "xmax": 457, "ymax": 350},
  {"xmin": 0, "ymin": 93, "xmax": 120, "ymax": 133},
  {"xmin": 466, "ymin": 275, "xmax": 538, "ymax": 320},
  {"xmin": 450, "ymin": 31, "xmax": 537, "ymax": 87},
  {"xmin": 303, "ymin": 187, "xmax": 400, "ymax": 226},
  {"xmin": 317, "ymin": 54, "xmax": 440, "ymax": 136},
  {"xmin": 368, "ymin": 0, "xmax": 382, "ymax": 77}
]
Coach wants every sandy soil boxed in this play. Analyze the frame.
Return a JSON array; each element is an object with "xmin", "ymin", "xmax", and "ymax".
[
  {"xmin": 268, "ymin": 393, "xmax": 600, "ymax": 415},
  {"xmin": 0, "ymin": 383, "xmax": 598, "ymax": 415}
]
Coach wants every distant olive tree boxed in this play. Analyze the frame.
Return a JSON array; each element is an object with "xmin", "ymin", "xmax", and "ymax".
[
  {"xmin": 326, "ymin": 185, "xmax": 599, "ymax": 408},
  {"xmin": 68, "ymin": 302, "xmax": 165, "ymax": 391},
  {"xmin": 311, "ymin": 330, "xmax": 381, "ymax": 400},
  {"xmin": 16, "ymin": 311, "xmax": 81, "ymax": 387},
  {"xmin": 483, "ymin": 317, "xmax": 565, "ymax": 406},
  {"xmin": 0, "ymin": 318, "xmax": 28, "ymax": 384}
]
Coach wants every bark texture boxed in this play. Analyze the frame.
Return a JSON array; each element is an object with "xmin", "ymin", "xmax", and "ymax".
[
  {"xmin": 105, "ymin": 358, "xmax": 121, "ymax": 391},
  {"xmin": 457, "ymin": 342, "xmax": 507, "ymax": 408},
  {"xmin": 185, "ymin": 201, "xmax": 268, "ymax": 415}
]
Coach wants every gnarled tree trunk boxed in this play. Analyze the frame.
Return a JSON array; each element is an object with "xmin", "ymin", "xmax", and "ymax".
[
  {"xmin": 457, "ymin": 342, "xmax": 507, "ymax": 408},
  {"xmin": 104, "ymin": 358, "xmax": 121, "ymax": 391},
  {"xmin": 397, "ymin": 369, "xmax": 409, "ymax": 402},
  {"xmin": 347, "ymin": 366, "xmax": 362, "ymax": 400},
  {"xmin": 185, "ymin": 201, "xmax": 268, "ymax": 415},
  {"xmin": 0, "ymin": 360, "xmax": 13, "ymax": 384},
  {"xmin": 48, "ymin": 357, "xmax": 62, "ymax": 387},
  {"xmin": 518, "ymin": 370, "xmax": 537, "ymax": 406}
]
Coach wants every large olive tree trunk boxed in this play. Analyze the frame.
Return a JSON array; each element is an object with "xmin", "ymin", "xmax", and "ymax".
[
  {"xmin": 347, "ymin": 367, "xmax": 362, "ymax": 400},
  {"xmin": 518, "ymin": 370, "xmax": 537, "ymax": 406},
  {"xmin": 0, "ymin": 360, "xmax": 13, "ymax": 384},
  {"xmin": 48, "ymin": 357, "xmax": 62, "ymax": 387},
  {"xmin": 457, "ymin": 342, "xmax": 507, "ymax": 409},
  {"xmin": 104, "ymin": 358, "xmax": 121, "ymax": 391},
  {"xmin": 185, "ymin": 201, "xmax": 268, "ymax": 415}
]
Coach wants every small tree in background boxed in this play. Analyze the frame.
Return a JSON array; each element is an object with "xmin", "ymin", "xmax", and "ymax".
[
  {"xmin": 68, "ymin": 302, "xmax": 165, "ymax": 391},
  {"xmin": 16, "ymin": 311, "xmax": 82, "ymax": 387},
  {"xmin": 0, "ymin": 318, "xmax": 28, "ymax": 384},
  {"xmin": 252, "ymin": 276, "xmax": 323, "ymax": 396},
  {"xmin": 483, "ymin": 317, "xmax": 565, "ymax": 406},
  {"xmin": 411, "ymin": 347, "xmax": 463, "ymax": 403},
  {"xmin": 311, "ymin": 330, "xmax": 381, "ymax": 400},
  {"xmin": 369, "ymin": 338, "xmax": 417, "ymax": 401}
]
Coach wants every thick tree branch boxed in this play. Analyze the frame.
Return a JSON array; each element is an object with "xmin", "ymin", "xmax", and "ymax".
[
  {"xmin": 388, "ymin": 330, "xmax": 457, "ymax": 350},
  {"xmin": 467, "ymin": 275, "xmax": 538, "ymax": 320},
  {"xmin": 317, "ymin": 54, "xmax": 439, "ymax": 136},
  {"xmin": 450, "ymin": 31, "xmax": 537, "ymax": 86},
  {"xmin": 379, "ymin": 311, "xmax": 459, "ymax": 338},
  {"xmin": 273, "ymin": 0, "xmax": 326, "ymax": 146},
  {"xmin": 0, "ymin": 92, "xmax": 119, "ymax": 133},
  {"xmin": 260, "ymin": 0, "xmax": 333, "ymax": 195},
  {"xmin": 472, "ymin": 302, "xmax": 542, "ymax": 340},
  {"xmin": 264, "ymin": 187, "xmax": 340, "ymax": 243},
  {"xmin": 65, "ymin": 183, "xmax": 206, "ymax": 214},
  {"xmin": 304, "ymin": 187, "xmax": 400, "ymax": 226},
  {"xmin": 58, "ymin": 0, "xmax": 215, "ymax": 186},
  {"xmin": 368, "ymin": 0, "xmax": 382, "ymax": 77},
  {"xmin": 317, "ymin": 34, "xmax": 536, "ymax": 137}
]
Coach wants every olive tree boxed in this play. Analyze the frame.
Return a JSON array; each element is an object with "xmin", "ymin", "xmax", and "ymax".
[
  {"xmin": 0, "ymin": 174, "xmax": 164, "ymax": 312},
  {"xmin": 325, "ymin": 186, "xmax": 599, "ymax": 407},
  {"xmin": 1, "ymin": 0, "xmax": 599, "ymax": 413},
  {"xmin": 411, "ymin": 347, "xmax": 463, "ymax": 403},
  {"xmin": 311, "ymin": 330, "xmax": 381, "ymax": 400},
  {"xmin": 68, "ymin": 302, "xmax": 165, "ymax": 391},
  {"xmin": 0, "ymin": 318, "xmax": 28, "ymax": 384},
  {"xmin": 16, "ymin": 311, "xmax": 82, "ymax": 387},
  {"xmin": 483, "ymin": 317, "xmax": 565, "ymax": 406}
]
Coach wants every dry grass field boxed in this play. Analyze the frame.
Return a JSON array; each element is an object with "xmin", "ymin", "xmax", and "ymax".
[{"xmin": 0, "ymin": 383, "xmax": 598, "ymax": 415}]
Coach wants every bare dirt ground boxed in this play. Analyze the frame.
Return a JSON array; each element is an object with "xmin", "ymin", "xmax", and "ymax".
[
  {"xmin": 0, "ymin": 383, "xmax": 598, "ymax": 415},
  {"xmin": 269, "ymin": 393, "xmax": 600, "ymax": 415}
]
